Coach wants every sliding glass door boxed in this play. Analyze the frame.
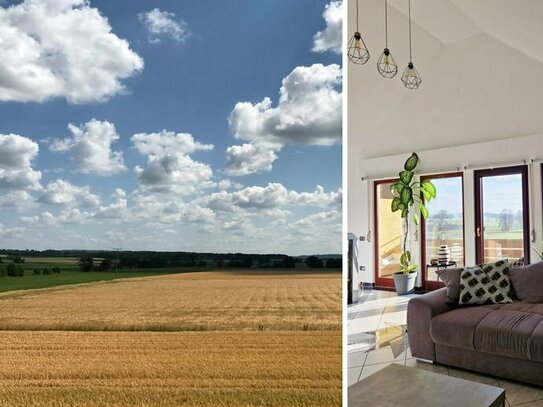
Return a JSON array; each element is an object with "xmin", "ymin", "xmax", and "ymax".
[
  {"xmin": 474, "ymin": 166, "xmax": 530, "ymax": 265},
  {"xmin": 421, "ymin": 173, "xmax": 465, "ymax": 290},
  {"xmin": 374, "ymin": 179, "xmax": 402, "ymax": 288}
]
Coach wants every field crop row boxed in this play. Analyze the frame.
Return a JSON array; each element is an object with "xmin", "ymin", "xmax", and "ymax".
[
  {"xmin": 0, "ymin": 330, "xmax": 341, "ymax": 407},
  {"xmin": 0, "ymin": 271, "xmax": 341, "ymax": 331}
]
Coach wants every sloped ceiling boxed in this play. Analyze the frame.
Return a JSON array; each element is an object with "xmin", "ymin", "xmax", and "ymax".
[{"xmin": 348, "ymin": 0, "xmax": 543, "ymax": 159}]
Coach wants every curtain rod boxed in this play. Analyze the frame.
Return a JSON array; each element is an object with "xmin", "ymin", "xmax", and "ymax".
[
  {"xmin": 361, "ymin": 167, "xmax": 461, "ymax": 181},
  {"xmin": 361, "ymin": 158, "xmax": 543, "ymax": 181}
]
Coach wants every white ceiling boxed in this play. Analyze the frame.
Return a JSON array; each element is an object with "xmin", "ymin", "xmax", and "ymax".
[{"xmin": 348, "ymin": 0, "xmax": 543, "ymax": 159}]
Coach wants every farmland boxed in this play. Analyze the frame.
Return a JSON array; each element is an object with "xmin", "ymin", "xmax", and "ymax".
[
  {"xmin": 0, "ymin": 270, "xmax": 341, "ymax": 406},
  {"xmin": 0, "ymin": 255, "xmax": 210, "ymax": 293}
]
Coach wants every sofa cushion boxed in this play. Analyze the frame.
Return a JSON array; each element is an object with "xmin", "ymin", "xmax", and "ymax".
[
  {"xmin": 532, "ymin": 322, "xmax": 543, "ymax": 362},
  {"xmin": 430, "ymin": 305, "xmax": 498, "ymax": 350},
  {"xmin": 510, "ymin": 261, "xmax": 543, "ymax": 303},
  {"xmin": 500, "ymin": 302, "xmax": 543, "ymax": 316},
  {"xmin": 436, "ymin": 267, "xmax": 462, "ymax": 304},
  {"xmin": 458, "ymin": 261, "xmax": 513, "ymax": 305},
  {"xmin": 474, "ymin": 310, "xmax": 543, "ymax": 362}
]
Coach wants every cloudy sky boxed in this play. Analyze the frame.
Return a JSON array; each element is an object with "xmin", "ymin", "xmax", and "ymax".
[{"xmin": 0, "ymin": 0, "xmax": 342, "ymax": 255}]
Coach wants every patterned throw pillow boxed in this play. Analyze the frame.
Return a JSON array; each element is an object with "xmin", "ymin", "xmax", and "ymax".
[
  {"xmin": 458, "ymin": 260, "xmax": 513, "ymax": 305},
  {"xmin": 510, "ymin": 257, "xmax": 525, "ymax": 267}
]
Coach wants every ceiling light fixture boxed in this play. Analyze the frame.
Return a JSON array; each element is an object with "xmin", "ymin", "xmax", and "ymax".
[
  {"xmin": 377, "ymin": 0, "xmax": 398, "ymax": 78},
  {"xmin": 347, "ymin": 0, "xmax": 370, "ymax": 65},
  {"xmin": 401, "ymin": 0, "xmax": 422, "ymax": 89}
]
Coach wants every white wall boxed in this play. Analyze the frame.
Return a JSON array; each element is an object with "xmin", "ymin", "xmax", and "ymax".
[{"xmin": 348, "ymin": 134, "xmax": 543, "ymax": 284}]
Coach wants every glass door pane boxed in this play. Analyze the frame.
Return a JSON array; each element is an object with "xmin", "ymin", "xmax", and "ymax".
[
  {"xmin": 475, "ymin": 166, "xmax": 529, "ymax": 265},
  {"xmin": 482, "ymin": 174, "xmax": 525, "ymax": 263},
  {"xmin": 375, "ymin": 181, "xmax": 402, "ymax": 283},
  {"xmin": 422, "ymin": 176, "xmax": 464, "ymax": 285}
]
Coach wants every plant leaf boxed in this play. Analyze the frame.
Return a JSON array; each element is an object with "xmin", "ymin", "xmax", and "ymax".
[
  {"xmin": 391, "ymin": 197, "xmax": 402, "ymax": 212},
  {"xmin": 404, "ymin": 153, "xmax": 419, "ymax": 172},
  {"xmin": 400, "ymin": 187, "xmax": 413, "ymax": 205},
  {"xmin": 420, "ymin": 203, "xmax": 429, "ymax": 220},
  {"xmin": 399, "ymin": 171, "xmax": 414, "ymax": 185},
  {"xmin": 420, "ymin": 187, "xmax": 432, "ymax": 202},
  {"xmin": 413, "ymin": 213, "xmax": 419, "ymax": 225},
  {"xmin": 401, "ymin": 209, "xmax": 408, "ymax": 218},
  {"xmin": 421, "ymin": 180, "xmax": 437, "ymax": 199},
  {"xmin": 400, "ymin": 251, "xmax": 411, "ymax": 267},
  {"xmin": 390, "ymin": 182, "xmax": 405, "ymax": 196}
]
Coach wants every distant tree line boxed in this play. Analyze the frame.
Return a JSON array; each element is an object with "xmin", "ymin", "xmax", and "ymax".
[
  {"xmin": 0, "ymin": 250, "xmax": 341, "ymax": 274},
  {"xmin": 304, "ymin": 256, "xmax": 342, "ymax": 269}
]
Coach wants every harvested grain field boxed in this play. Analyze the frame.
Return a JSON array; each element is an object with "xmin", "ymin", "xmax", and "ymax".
[
  {"xmin": 0, "ymin": 331, "xmax": 341, "ymax": 407},
  {"xmin": 0, "ymin": 271, "xmax": 341, "ymax": 406},
  {"xmin": 0, "ymin": 271, "xmax": 341, "ymax": 331}
]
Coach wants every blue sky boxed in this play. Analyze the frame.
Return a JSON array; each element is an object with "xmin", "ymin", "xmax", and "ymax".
[
  {"xmin": 426, "ymin": 175, "xmax": 523, "ymax": 214},
  {"xmin": 0, "ymin": 0, "xmax": 343, "ymax": 255}
]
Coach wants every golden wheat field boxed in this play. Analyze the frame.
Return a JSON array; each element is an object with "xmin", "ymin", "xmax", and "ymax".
[
  {"xmin": 0, "ymin": 271, "xmax": 341, "ymax": 406},
  {"xmin": 0, "ymin": 271, "xmax": 341, "ymax": 331}
]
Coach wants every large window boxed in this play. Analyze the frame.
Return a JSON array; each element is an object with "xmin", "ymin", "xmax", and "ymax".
[
  {"xmin": 475, "ymin": 166, "xmax": 530, "ymax": 264},
  {"xmin": 421, "ymin": 174, "xmax": 464, "ymax": 288},
  {"xmin": 374, "ymin": 180, "xmax": 402, "ymax": 287}
]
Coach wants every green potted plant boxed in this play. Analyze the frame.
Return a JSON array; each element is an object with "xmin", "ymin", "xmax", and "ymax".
[{"xmin": 390, "ymin": 152, "xmax": 436, "ymax": 295}]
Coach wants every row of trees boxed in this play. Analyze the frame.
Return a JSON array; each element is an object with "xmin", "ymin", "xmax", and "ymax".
[
  {"xmin": 75, "ymin": 255, "xmax": 341, "ymax": 272},
  {"xmin": 0, "ymin": 264, "xmax": 62, "ymax": 277},
  {"xmin": 77, "ymin": 255, "xmax": 112, "ymax": 272},
  {"xmin": 304, "ymin": 256, "xmax": 342, "ymax": 269},
  {"xmin": 33, "ymin": 267, "xmax": 61, "ymax": 275},
  {"xmin": 0, "ymin": 263, "xmax": 25, "ymax": 277}
]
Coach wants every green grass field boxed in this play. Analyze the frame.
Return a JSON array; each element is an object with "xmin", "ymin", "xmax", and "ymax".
[
  {"xmin": 0, "ymin": 256, "xmax": 210, "ymax": 293},
  {"xmin": 0, "ymin": 269, "xmax": 205, "ymax": 294},
  {"xmin": 0, "ymin": 256, "xmax": 333, "ymax": 294}
]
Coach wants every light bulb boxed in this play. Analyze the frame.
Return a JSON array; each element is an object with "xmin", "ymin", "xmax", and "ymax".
[
  {"xmin": 376, "ymin": 48, "xmax": 398, "ymax": 78},
  {"xmin": 347, "ymin": 32, "xmax": 370, "ymax": 65},
  {"xmin": 401, "ymin": 62, "xmax": 422, "ymax": 89}
]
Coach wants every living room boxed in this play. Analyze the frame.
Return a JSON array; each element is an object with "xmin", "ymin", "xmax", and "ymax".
[{"xmin": 347, "ymin": 0, "xmax": 543, "ymax": 405}]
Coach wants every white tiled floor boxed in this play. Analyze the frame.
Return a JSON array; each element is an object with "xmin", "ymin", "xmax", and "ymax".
[{"xmin": 348, "ymin": 289, "xmax": 543, "ymax": 407}]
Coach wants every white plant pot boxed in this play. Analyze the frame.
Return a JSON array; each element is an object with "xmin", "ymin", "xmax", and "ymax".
[{"xmin": 393, "ymin": 271, "xmax": 417, "ymax": 295}]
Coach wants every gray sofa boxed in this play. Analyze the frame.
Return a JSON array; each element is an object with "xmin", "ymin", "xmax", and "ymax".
[{"xmin": 407, "ymin": 287, "xmax": 543, "ymax": 387}]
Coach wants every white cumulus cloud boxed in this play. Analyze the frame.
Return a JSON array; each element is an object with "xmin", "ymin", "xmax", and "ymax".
[
  {"xmin": 139, "ymin": 8, "xmax": 189, "ymax": 43},
  {"xmin": 225, "ymin": 142, "xmax": 281, "ymax": 176},
  {"xmin": 47, "ymin": 119, "xmax": 126, "ymax": 176},
  {"xmin": 0, "ymin": 0, "xmax": 143, "ymax": 103},
  {"xmin": 0, "ymin": 134, "xmax": 41, "ymax": 190},
  {"xmin": 39, "ymin": 179, "xmax": 100, "ymax": 207},
  {"xmin": 226, "ymin": 64, "xmax": 342, "ymax": 175},
  {"xmin": 312, "ymin": 1, "xmax": 343, "ymax": 53},
  {"xmin": 131, "ymin": 131, "xmax": 214, "ymax": 195}
]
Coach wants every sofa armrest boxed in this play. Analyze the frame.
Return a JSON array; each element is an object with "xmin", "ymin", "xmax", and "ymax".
[{"xmin": 407, "ymin": 288, "xmax": 452, "ymax": 361}]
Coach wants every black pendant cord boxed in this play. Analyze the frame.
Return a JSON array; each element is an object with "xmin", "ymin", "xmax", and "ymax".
[
  {"xmin": 356, "ymin": 0, "xmax": 359, "ymax": 32},
  {"xmin": 385, "ymin": 0, "xmax": 388, "ymax": 48},
  {"xmin": 408, "ymin": 0, "xmax": 412, "ymax": 62}
]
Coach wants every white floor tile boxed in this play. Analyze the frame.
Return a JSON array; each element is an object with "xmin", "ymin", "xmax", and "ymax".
[{"xmin": 348, "ymin": 367, "xmax": 362, "ymax": 386}]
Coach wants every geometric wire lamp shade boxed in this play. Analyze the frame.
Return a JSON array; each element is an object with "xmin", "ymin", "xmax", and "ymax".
[
  {"xmin": 402, "ymin": 0, "xmax": 422, "ymax": 89},
  {"xmin": 377, "ymin": 0, "xmax": 397, "ymax": 78},
  {"xmin": 347, "ymin": 32, "xmax": 370, "ymax": 65},
  {"xmin": 377, "ymin": 48, "xmax": 398, "ymax": 78},
  {"xmin": 401, "ymin": 62, "xmax": 422, "ymax": 89}
]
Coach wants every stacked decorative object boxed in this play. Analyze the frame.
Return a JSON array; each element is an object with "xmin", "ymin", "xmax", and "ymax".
[{"xmin": 438, "ymin": 245, "xmax": 451, "ymax": 264}]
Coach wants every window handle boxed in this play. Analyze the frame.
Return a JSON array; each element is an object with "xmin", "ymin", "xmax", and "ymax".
[{"xmin": 476, "ymin": 227, "xmax": 481, "ymax": 238}]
